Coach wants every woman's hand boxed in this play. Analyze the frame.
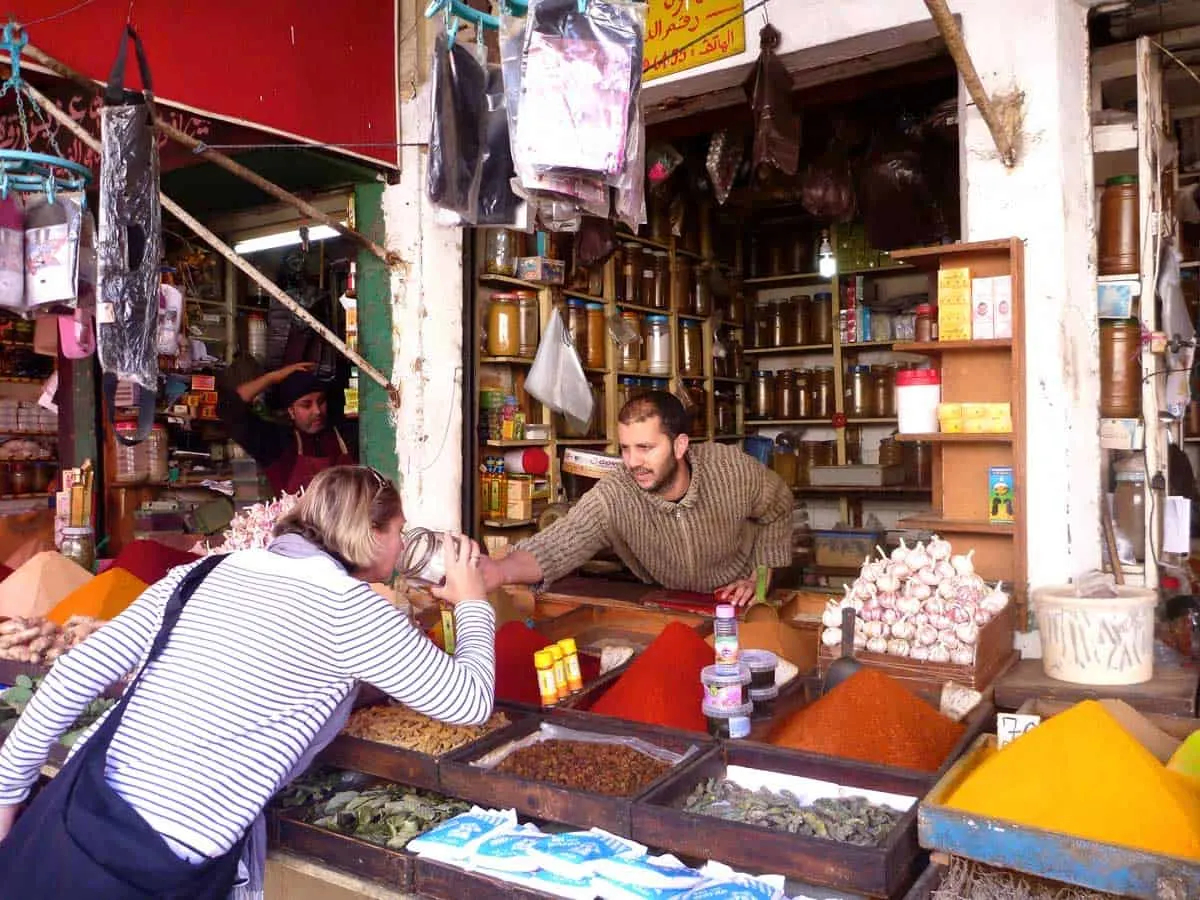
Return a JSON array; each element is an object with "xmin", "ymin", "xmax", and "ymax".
[
  {"xmin": 432, "ymin": 534, "xmax": 488, "ymax": 606},
  {"xmin": 0, "ymin": 803, "xmax": 19, "ymax": 842}
]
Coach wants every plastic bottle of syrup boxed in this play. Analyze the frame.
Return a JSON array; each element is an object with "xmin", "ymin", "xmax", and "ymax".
[{"xmin": 713, "ymin": 604, "xmax": 740, "ymax": 674}]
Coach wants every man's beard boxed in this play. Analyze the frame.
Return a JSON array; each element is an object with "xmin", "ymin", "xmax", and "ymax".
[{"xmin": 636, "ymin": 454, "xmax": 678, "ymax": 495}]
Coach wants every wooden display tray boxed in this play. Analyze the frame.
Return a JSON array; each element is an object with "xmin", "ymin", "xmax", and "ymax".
[
  {"xmin": 1014, "ymin": 697, "xmax": 1199, "ymax": 739},
  {"xmin": 818, "ymin": 604, "xmax": 1017, "ymax": 695},
  {"xmin": 318, "ymin": 709, "xmax": 533, "ymax": 792},
  {"xmin": 439, "ymin": 714, "xmax": 710, "ymax": 837},
  {"xmin": 993, "ymin": 658, "xmax": 1199, "ymax": 717},
  {"xmin": 415, "ymin": 857, "xmax": 556, "ymax": 900},
  {"xmin": 631, "ymin": 742, "xmax": 930, "ymax": 899},
  {"xmin": 0, "ymin": 658, "xmax": 50, "ymax": 686},
  {"xmin": 919, "ymin": 735, "xmax": 1200, "ymax": 899},
  {"xmin": 269, "ymin": 808, "xmax": 415, "ymax": 891}
]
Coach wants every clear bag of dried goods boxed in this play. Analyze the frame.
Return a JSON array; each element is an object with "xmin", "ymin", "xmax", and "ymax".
[
  {"xmin": 525, "ymin": 309, "xmax": 594, "ymax": 429},
  {"xmin": 470, "ymin": 722, "xmax": 695, "ymax": 771},
  {"xmin": 0, "ymin": 195, "xmax": 24, "ymax": 313},
  {"xmin": 706, "ymin": 131, "xmax": 744, "ymax": 206},
  {"xmin": 25, "ymin": 194, "xmax": 83, "ymax": 314},
  {"xmin": 427, "ymin": 28, "xmax": 487, "ymax": 221}
]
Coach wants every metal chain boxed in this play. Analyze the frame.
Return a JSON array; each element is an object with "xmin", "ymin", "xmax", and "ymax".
[
  {"xmin": 23, "ymin": 86, "xmax": 68, "ymax": 160},
  {"xmin": 12, "ymin": 89, "xmax": 31, "ymax": 152}
]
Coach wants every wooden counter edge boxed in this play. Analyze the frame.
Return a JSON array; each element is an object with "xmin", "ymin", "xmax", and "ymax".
[{"xmin": 266, "ymin": 851, "xmax": 422, "ymax": 900}]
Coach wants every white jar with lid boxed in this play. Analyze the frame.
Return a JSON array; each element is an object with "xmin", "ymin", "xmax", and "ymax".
[
  {"xmin": 896, "ymin": 368, "xmax": 941, "ymax": 433},
  {"xmin": 644, "ymin": 314, "xmax": 671, "ymax": 376}
]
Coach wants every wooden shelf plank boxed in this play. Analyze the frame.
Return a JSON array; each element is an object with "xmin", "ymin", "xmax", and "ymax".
[
  {"xmin": 837, "ymin": 265, "xmax": 913, "ymax": 277},
  {"xmin": 555, "ymin": 439, "xmax": 610, "ymax": 446},
  {"xmin": 888, "ymin": 238, "xmax": 1017, "ymax": 269},
  {"xmin": 893, "ymin": 339, "xmax": 1013, "ymax": 353},
  {"xmin": 482, "ymin": 518, "xmax": 536, "ymax": 529},
  {"xmin": 712, "ymin": 377, "xmax": 747, "ymax": 384},
  {"xmin": 617, "ymin": 302, "xmax": 671, "ymax": 316},
  {"xmin": 899, "ymin": 514, "xmax": 1015, "ymax": 535},
  {"xmin": 747, "ymin": 418, "xmax": 834, "ymax": 427},
  {"xmin": 841, "ymin": 341, "xmax": 896, "ymax": 351},
  {"xmin": 744, "ymin": 272, "xmax": 831, "ymax": 288},
  {"xmin": 483, "ymin": 439, "xmax": 550, "ymax": 448},
  {"xmin": 847, "ymin": 417, "xmax": 898, "ymax": 425},
  {"xmin": 794, "ymin": 484, "xmax": 932, "ymax": 497},
  {"xmin": 479, "ymin": 273, "xmax": 540, "ymax": 290},
  {"xmin": 480, "ymin": 355, "xmax": 536, "ymax": 365},
  {"xmin": 894, "ymin": 432, "xmax": 1013, "ymax": 443},
  {"xmin": 615, "ymin": 232, "xmax": 672, "ymax": 253},
  {"xmin": 563, "ymin": 290, "xmax": 607, "ymax": 303},
  {"xmin": 744, "ymin": 343, "xmax": 835, "ymax": 356}
]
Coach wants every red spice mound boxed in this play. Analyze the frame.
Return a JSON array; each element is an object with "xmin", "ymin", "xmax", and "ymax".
[
  {"xmin": 589, "ymin": 621, "xmax": 711, "ymax": 733},
  {"xmin": 112, "ymin": 540, "xmax": 200, "ymax": 586},
  {"xmin": 493, "ymin": 621, "xmax": 599, "ymax": 705},
  {"xmin": 0, "ymin": 563, "xmax": 12, "ymax": 583},
  {"xmin": 769, "ymin": 669, "xmax": 965, "ymax": 772}
]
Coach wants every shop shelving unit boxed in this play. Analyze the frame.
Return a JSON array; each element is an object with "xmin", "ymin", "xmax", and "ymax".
[
  {"xmin": 468, "ymin": 207, "xmax": 738, "ymax": 547},
  {"xmin": 887, "ymin": 237, "xmax": 1028, "ymax": 617}
]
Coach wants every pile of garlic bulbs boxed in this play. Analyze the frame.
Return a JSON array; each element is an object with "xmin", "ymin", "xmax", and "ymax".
[{"xmin": 820, "ymin": 535, "xmax": 1009, "ymax": 665}]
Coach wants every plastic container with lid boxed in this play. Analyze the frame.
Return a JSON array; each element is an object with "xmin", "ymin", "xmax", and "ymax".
[
  {"xmin": 584, "ymin": 302, "xmax": 607, "ymax": 369},
  {"xmin": 812, "ymin": 366, "xmax": 835, "ymax": 418},
  {"xmin": 1099, "ymin": 175, "xmax": 1139, "ymax": 276},
  {"xmin": 60, "ymin": 526, "xmax": 95, "ymax": 572},
  {"xmin": 564, "ymin": 298, "xmax": 588, "ymax": 355},
  {"xmin": 487, "ymin": 294, "xmax": 520, "ymax": 357},
  {"xmin": 700, "ymin": 664, "xmax": 751, "ymax": 711},
  {"xmin": 557, "ymin": 638, "xmax": 584, "ymax": 692},
  {"xmin": 621, "ymin": 242, "xmax": 643, "ymax": 306},
  {"xmin": 680, "ymin": 319, "xmax": 703, "ymax": 376},
  {"xmin": 535, "ymin": 650, "xmax": 558, "ymax": 707},
  {"xmin": 847, "ymin": 365, "xmax": 875, "ymax": 418},
  {"xmin": 914, "ymin": 303, "xmax": 936, "ymax": 343},
  {"xmin": 749, "ymin": 371, "xmax": 774, "ymax": 420},
  {"xmin": 811, "ymin": 292, "xmax": 833, "ymax": 344},
  {"xmin": 703, "ymin": 699, "xmax": 753, "ymax": 739},
  {"xmin": 749, "ymin": 685, "xmax": 779, "ymax": 720},
  {"xmin": 741, "ymin": 649, "xmax": 778, "ymax": 691},
  {"xmin": 644, "ymin": 314, "xmax": 672, "ymax": 375},
  {"xmin": 896, "ymin": 368, "xmax": 941, "ymax": 433}
]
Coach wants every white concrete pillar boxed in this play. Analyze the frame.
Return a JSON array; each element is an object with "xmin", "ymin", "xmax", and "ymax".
[{"xmin": 383, "ymin": 86, "xmax": 466, "ymax": 532}]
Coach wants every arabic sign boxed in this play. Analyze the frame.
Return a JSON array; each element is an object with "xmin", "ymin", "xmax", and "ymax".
[
  {"xmin": 643, "ymin": 0, "xmax": 746, "ymax": 83},
  {"xmin": 0, "ymin": 86, "xmax": 271, "ymax": 175}
]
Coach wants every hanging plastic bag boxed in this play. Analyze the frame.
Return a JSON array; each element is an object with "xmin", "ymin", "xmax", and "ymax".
[
  {"xmin": 525, "ymin": 308, "xmax": 594, "ymax": 429},
  {"xmin": 96, "ymin": 25, "xmax": 162, "ymax": 444},
  {"xmin": 25, "ymin": 193, "xmax": 83, "ymax": 313},
  {"xmin": 800, "ymin": 153, "xmax": 856, "ymax": 221},
  {"xmin": 861, "ymin": 117, "xmax": 939, "ymax": 250},
  {"xmin": 156, "ymin": 283, "xmax": 183, "ymax": 355},
  {"xmin": 472, "ymin": 63, "xmax": 523, "ymax": 227},
  {"xmin": 742, "ymin": 24, "xmax": 801, "ymax": 179},
  {"xmin": 706, "ymin": 131, "xmax": 743, "ymax": 206},
  {"xmin": 0, "ymin": 194, "xmax": 24, "ymax": 313},
  {"xmin": 427, "ymin": 28, "xmax": 487, "ymax": 221}
]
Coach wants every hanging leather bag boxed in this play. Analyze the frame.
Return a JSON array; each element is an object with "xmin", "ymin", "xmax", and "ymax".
[{"xmin": 96, "ymin": 25, "xmax": 161, "ymax": 444}]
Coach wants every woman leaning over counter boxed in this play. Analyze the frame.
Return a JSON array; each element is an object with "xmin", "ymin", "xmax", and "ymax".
[{"xmin": 0, "ymin": 465, "xmax": 495, "ymax": 899}]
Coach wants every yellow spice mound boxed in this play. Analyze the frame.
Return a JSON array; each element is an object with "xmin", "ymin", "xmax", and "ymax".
[{"xmin": 946, "ymin": 700, "xmax": 1200, "ymax": 861}]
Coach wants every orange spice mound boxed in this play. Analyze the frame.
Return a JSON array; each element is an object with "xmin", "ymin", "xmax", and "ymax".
[
  {"xmin": 769, "ymin": 669, "xmax": 965, "ymax": 772},
  {"xmin": 589, "ymin": 621, "xmax": 712, "ymax": 733}
]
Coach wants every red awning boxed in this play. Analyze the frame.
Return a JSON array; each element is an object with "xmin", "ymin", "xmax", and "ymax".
[{"xmin": 4, "ymin": 0, "xmax": 398, "ymax": 169}]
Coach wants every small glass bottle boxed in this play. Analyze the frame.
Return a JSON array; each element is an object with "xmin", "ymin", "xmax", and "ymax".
[
  {"xmin": 557, "ymin": 638, "xmax": 584, "ymax": 692},
  {"xmin": 535, "ymin": 650, "xmax": 558, "ymax": 707},
  {"xmin": 713, "ymin": 603, "xmax": 740, "ymax": 673},
  {"xmin": 915, "ymin": 303, "xmax": 934, "ymax": 343}
]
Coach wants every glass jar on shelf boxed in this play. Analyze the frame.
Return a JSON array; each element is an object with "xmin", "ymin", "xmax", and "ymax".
[
  {"xmin": 812, "ymin": 366, "xmax": 835, "ymax": 418},
  {"xmin": 484, "ymin": 230, "xmax": 523, "ymax": 276},
  {"xmin": 811, "ymin": 292, "xmax": 833, "ymax": 344},
  {"xmin": 794, "ymin": 369, "xmax": 813, "ymax": 420},
  {"xmin": 60, "ymin": 527, "xmax": 95, "ymax": 572},
  {"xmin": 689, "ymin": 386, "xmax": 708, "ymax": 436},
  {"xmin": 622, "ymin": 242, "xmax": 643, "ymax": 306},
  {"xmin": 772, "ymin": 441, "xmax": 798, "ymax": 487},
  {"xmin": 673, "ymin": 257, "xmax": 694, "ymax": 313},
  {"xmin": 749, "ymin": 370, "xmax": 775, "ymax": 419},
  {"xmin": 878, "ymin": 434, "xmax": 904, "ymax": 470},
  {"xmin": 771, "ymin": 298, "xmax": 794, "ymax": 348},
  {"xmin": 844, "ymin": 425, "xmax": 863, "ymax": 465},
  {"xmin": 516, "ymin": 292, "xmax": 539, "ymax": 358},
  {"xmin": 773, "ymin": 369, "xmax": 799, "ymax": 420},
  {"xmin": 872, "ymin": 364, "xmax": 897, "ymax": 418},
  {"xmin": 728, "ymin": 337, "xmax": 744, "ymax": 381},
  {"xmin": 619, "ymin": 310, "xmax": 643, "ymax": 372},
  {"xmin": 915, "ymin": 304, "xmax": 936, "ymax": 343},
  {"xmin": 564, "ymin": 298, "xmax": 588, "ymax": 356},
  {"xmin": 714, "ymin": 390, "xmax": 736, "ymax": 435},
  {"xmin": 847, "ymin": 365, "xmax": 875, "ymax": 418},
  {"xmin": 613, "ymin": 243, "xmax": 628, "ymax": 303},
  {"xmin": 811, "ymin": 440, "xmax": 836, "ymax": 468},
  {"xmin": 692, "ymin": 266, "xmax": 712, "ymax": 317},
  {"xmin": 648, "ymin": 251, "xmax": 670, "ymax": 310},
  {"xmin": 751, "ymin": 299, "xmax": 772, "ymax": 349},
  {"xmin": 680, "ymin": 320, "xmax": 703, "ymax": 376},
  {"xmin": 906, "ymin": 440, "xmax": 933, "ymax": 488},
  {"xmin": 792, "ymin": 294, "xmax": 812, "ymax": 346},
  {"xmin": 584, "ymin": 302, "xmax": 607, "ymax": 369},
  {"xmin": 644, "ymin": 314, "xmax": 672, "ymax": 375},
  {"xmin": 486, "ymin": 294, "xmax": 520, "ymax": 357},
  {"xmin": 1113, "ymin": 453, "xmax": 1146, "ymax": 560},
  {"xmin": 727, "ymin": 287, "xmax": 746, "ymax": 329}
]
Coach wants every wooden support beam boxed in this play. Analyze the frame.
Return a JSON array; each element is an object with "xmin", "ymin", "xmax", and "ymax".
[
  {"xmin": 20, "ymin": 41, "xmax": 404, "ymax": 269},
  {"xmin": 922, "ymin": 0, "xmax": 1021, "ymax": 168},
  {"xmin": 19, "ymin": 76, "xmax": 401, "ymax": 405}
]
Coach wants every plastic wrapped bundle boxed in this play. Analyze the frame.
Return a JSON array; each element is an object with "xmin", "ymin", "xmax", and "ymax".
[{"xmin": 427, "ymin": 30, "xmax": 486, "ymax": 220}]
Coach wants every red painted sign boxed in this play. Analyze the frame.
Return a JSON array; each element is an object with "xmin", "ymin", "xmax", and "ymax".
[{"xmin": 4, "ymin": 0, "xmax": 397, "ymax": 168}]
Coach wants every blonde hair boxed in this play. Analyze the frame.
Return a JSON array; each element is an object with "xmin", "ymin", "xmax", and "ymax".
[{"xmin": 273, "ymin": 466, "xmax": 401, "ymax": 570}]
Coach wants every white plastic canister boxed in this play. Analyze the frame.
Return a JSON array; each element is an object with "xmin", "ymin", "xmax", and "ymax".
[
  {"xmin": 1032, "ymin": 584, "xmax": 1157, "ymax": 685},
  {"xmin": 896, "ymin": 368, "xmax": 941, "ymax": 433}
]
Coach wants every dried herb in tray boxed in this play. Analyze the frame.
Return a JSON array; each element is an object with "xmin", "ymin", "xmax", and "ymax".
[{"xmin": 493, "ymin": 739, "xmax": 670, "ymax": 797}]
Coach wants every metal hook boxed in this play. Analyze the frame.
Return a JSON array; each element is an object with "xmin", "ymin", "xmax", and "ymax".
[
  {"xmin": 0, "ymin": 23, "xmax": 28, "ymax": 97},
  {"xmin": 44, "ymin": 171, "xmax": 55, "ymax": 206},
  {"xmin": 0, "ymin": 172, "xmax": 8, "ymax": 202}
]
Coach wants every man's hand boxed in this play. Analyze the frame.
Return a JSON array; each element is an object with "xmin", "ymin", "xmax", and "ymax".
[
  {"xmin": 274, "ymin": 361, "xmax": 316, "ymax": 383},
  {"xmin": 476, "ymin": 556, "xmax": 506, "ymax": 593},
  {"xmin": 0, "ymin": 803, "xmax": 19, "ymax": 843},
  {"xmin": 714, "ymin": 577, "xmax": 756, "ymax": 608}
]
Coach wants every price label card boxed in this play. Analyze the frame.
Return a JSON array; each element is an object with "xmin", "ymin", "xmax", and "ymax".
[{"xmin": 996, "ymin": 713, "xmax": 1041, "ymax": 748}]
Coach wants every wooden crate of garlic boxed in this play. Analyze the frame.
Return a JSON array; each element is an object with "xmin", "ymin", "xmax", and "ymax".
[{"xmin": 817, "ymin": 536, "xmax": 1016, "ymax": 690}]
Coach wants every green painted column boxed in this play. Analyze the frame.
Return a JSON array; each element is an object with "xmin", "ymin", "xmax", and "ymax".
[{"xmin": 355, "ymin": 182, "xmax": 398, "ymax": 481}]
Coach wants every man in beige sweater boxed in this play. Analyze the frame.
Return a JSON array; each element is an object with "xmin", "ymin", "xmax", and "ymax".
[{"xmin": 479, "ymin": 391, "xmax": 794, "ymax": 606}]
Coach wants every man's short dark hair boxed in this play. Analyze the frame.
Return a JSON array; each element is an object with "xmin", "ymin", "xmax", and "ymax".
[{"xmin": 618, "ymin": 390, "xmax": 689, "ymax": 440}]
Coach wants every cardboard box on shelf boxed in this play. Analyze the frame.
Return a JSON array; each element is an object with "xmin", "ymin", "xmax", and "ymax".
[
  {"xmin": 937, "ymin": 267, "xmax": 972, "ymax": 341},
  {"xmin": 971, "ymin": 277, "xmax": 995, "ymax": 339}
]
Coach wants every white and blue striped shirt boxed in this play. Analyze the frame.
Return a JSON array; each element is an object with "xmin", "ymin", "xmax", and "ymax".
[{"xmin": 0, "ymin": 545, "xmax": 496, "ymax": 858}]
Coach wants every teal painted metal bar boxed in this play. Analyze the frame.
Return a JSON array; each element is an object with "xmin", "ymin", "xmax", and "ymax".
[{"xmin": 423, "ymin": 0, "xmax": 589, "ymax": 33}]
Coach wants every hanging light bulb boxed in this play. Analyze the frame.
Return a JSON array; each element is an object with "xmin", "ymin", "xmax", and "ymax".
[{"xmin": 818, "ymin": 229, "xmax": 837, "ymax": 278}]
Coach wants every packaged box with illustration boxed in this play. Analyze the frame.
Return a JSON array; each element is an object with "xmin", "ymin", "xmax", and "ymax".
[{"xmin": 989, "ymin": 466, "xmax": 1015, "ymax": 524}]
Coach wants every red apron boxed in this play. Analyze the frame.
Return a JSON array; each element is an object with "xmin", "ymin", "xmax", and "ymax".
[{"xmin": 265, "ymin": 428, "xmax": 354, "ymax": 495}]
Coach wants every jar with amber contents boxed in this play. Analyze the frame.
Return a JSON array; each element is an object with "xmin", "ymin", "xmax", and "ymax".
[
  {"xmin": 915, "ymin": 304, "xmax": 935, "ymax": 343},
  {"xmin": 872, "ymin": 364, "xmax": 896, "ymax": 418},
  {"xmin": 727, "ymin": 288, "xmax": 747, "ymax": 329},
  {"xmin": 812, "ymin": 366, "xmax": 835, "ymax": 418},
  {"xmin": 751, "ymin": 300, "xmax": 772, "ymax": 349},
  {"xmin": 794, "ymin": 369, "xmax": 813, "ymax": 420},
  {"xmin": 811, "ymin": 440, "xmax": 835, "ymax": 468},
  {"xmin": 484, "ymin": 230, "xmax": 523, "ymax": 276},
  {"xmin": 811, "ymin": 292, "xmax": 833, "ymax": 344},
  {"xmin": 771, "ymin": 298, "xmax": 794, "ymax": 348},
  {"xmin": 749, "ymin": 371, "xmax": 775, "ymax": 419},
  {"xmin": 847, "ymin": 365, "xmax": 875, "ymax": 419},
  {"xmin": 621, "ymin": 242, "xmax": 643, "ymax": 306},
  {"xmin": 649, "ymin": 251, "xmax": 671, "ymax": 310},
  {"xmin": 680, "ymin": 320, "xmax": 703, "ymax": 376},
  {"xmin": 584, "ymin": 302, "xmax": 607, "ymax": 369},
  {"xmin": 728, "ymin": 337, "xmax": 744, "ymax": 381},
  {"xmin": 772, "ymin": 443, "xmax": 798, "ymax": 487},
  {"xmin": 878, "ymin": 435, "xmax": 904, "ymax": 470},
  {"xmin": 487, "ymin": 294, "xmax": 520, "ymax": 357},
  {"xmin": 774, "ymin": 369, "xmax": 799, "ymax": 420},
  {"xmin": 673, "ymin": 257, "xmax": 694, "ymax": 313},
  {"xmin": 516, "ymin": 292, "xmax": 539, "ymax": 358},
  {"xmin": 613, "ymin": 243, "xmax": 628, "ymax": 303},
  {"xmin": 844, "ymin": 425, "xmax": 863, "ymax": 465},
  {"xmin": 689, "ymin": 387, "xmax": 708, "ymax": 436},
  {"xmin": 714, "ymin": 391, "xmax": 736, "ymax": 435},
  {"xmin": 692, "ymin": 266, "xmax": 712, "ymax": 317},
  {"xmin": 564, "ymin": 298, "xmax": 588, "ymax": 356},
  {"xmin": 619, "ymin": 310, "xmax": 642, "ymax": 372},
  {"xmin": 792, "ymin": 294, "xmax": 812, "ymax": 346}
]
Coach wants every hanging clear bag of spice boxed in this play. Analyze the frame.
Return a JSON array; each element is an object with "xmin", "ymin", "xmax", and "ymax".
[
  {"xmin": 526, "ymin": 308, "xmax": 594, "ymax": 431},
  {"xmin": 25, "ymin": 193, "xmax": 83, "ymax": 314}
]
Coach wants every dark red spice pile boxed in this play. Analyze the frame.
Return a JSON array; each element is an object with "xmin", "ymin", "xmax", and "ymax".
[
  {"xmin": 112, "ymin": 540, "xmax": 200, "ymax": 586},
  {"xmin": 589, "ymin": 621, "xmax": 711, "ymax": 733},
  {"xmin": 493, "ymin": 621, "xmax": 600, "ymax": 705}
]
